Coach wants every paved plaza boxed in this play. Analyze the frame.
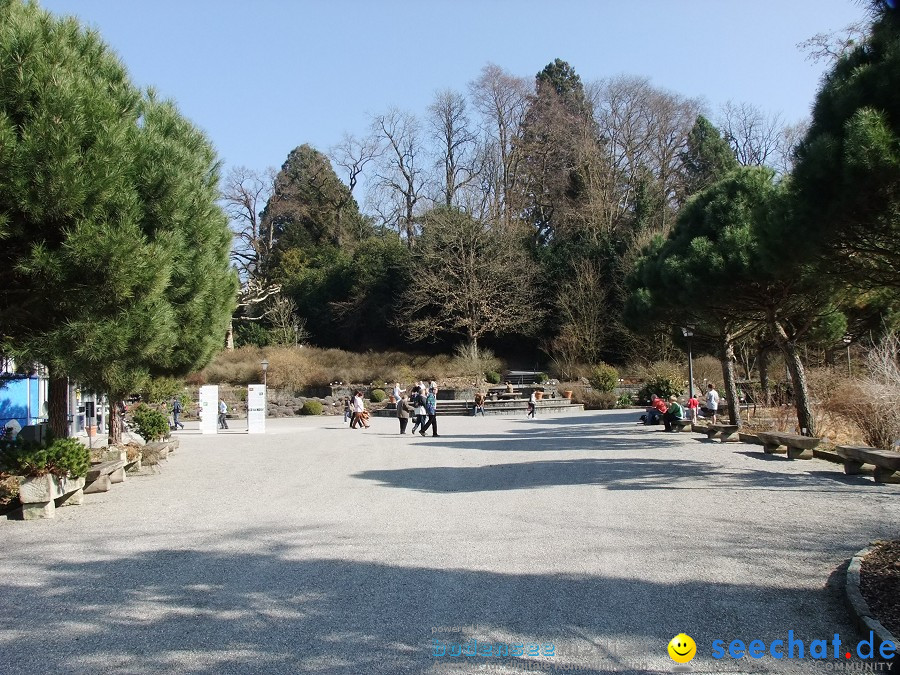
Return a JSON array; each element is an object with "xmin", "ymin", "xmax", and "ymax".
[{"xmin": 1, "ymin": 409, "xmax": 898, "ymax": 674}]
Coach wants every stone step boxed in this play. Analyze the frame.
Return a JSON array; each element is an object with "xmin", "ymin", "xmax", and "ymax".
[{"xmin": 373, "ymin": 400, "xmax": 583, "ymax": 417}]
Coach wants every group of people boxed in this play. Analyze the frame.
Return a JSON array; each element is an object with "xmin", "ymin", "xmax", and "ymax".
[
  {"xmin": 642, "ymin": 384, "xmax": 721, "ymax": 431},
  {"xmin": 396, "ymin": 382, "xmax": 439, "ymax": 436}
]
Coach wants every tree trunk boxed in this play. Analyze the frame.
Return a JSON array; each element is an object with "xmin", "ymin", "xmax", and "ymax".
[
  {"xmin": 48, "ymin": 373, "xmax": 69, "ymax": 439},
  {"xmin": 769, "ymin": 313, "xmax": 816, "ymax": 436},
  {"xmin": 108, "ymin": 395, "xmax": 124, "ymax": 445},
  {"xmin": 720, "ymin": 335, "xmax": 741, "ymax": 428},
  {"xmin": 824, "ymin": 348, "xmax": 835, "ymax": 367},
  {"xmin": 757, "ymin": 341, "xmax": 771, "ymax": 406},
  {"xmin": 225, "ymin": 318, "xmax": 234, "ymax": 350}
]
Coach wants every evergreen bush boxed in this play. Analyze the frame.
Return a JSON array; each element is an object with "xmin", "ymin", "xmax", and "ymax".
[
  {"xmin": 485, "ymin": 371, "xmax": 501, "ymax": 384},
  {"xmin": 131, "ymin": 404, "xmax": 170, "ymax": 441},
  {"xmin": 300, "ymin": 400, "xmax": 323, "ymax": 415},
  {"xmin": 369, "ymin": 389, "xmax": 387, "ymax": 403},
  {"xmin": 0, "ymin": 436, "xmax": 90, "ymax": 478},
  {"xmin": 589, "ymin": 363, "xmax": 619, "ymax": 393}
]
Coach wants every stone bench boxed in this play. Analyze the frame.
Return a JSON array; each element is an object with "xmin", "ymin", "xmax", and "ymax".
[
  {"xmin": 18, "ymin": 475, "xmax": 86, "ymax": 519},
  {"xmin": 84, "ymin": 460, "xmax": 127, "ymax": 494},
  {"xmin": 703, "ymin": 424, "xmax": 740, "ymax": 442},
  {"xmin": 670, "ymin": 418, "xmax": 692, "ymax": 433},
  {"xmin": 755, "ymin": 431, "xmax": 820, "ymax": 460},
  {"xmin": 836, "ymin": 445, "xmax": 900, "ymax": 483}
]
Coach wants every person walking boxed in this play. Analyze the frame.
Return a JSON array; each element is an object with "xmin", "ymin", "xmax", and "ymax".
[
  {"xmin": 705, "ymin": 383, "xmax": 720, "ymax": 424},
  {"xmin": 218, "ymin": 399, "xmax": 228, "ymax": 429},
  {"xmin": 527, "ymin": 390, "xmax": 537, "ymax": 418},
  {"xmin": 343, "ymin": 397, "xmax": 352, "ymax": 424},
  {"xmin": 171, "ymin": 397, "xmax": 184, "ymax": 430},
  {"xmin": 419, "ymin": 387, "xmax": 439, "ymax": 437},
  {"xmin": 411, "ymin": 386, "xmax": 426, "ymax": 434},
  {"xmin": 350, "ymin": 390, "xmax": 369, "ymax": 429},
  {"xmin": 397, "ymin": 393, "xmax": 413, "ymax": 434}
]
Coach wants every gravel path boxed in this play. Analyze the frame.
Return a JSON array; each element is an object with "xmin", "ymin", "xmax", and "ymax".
[{"xmin": 1, "ymin": 409, "xmax": 897, "ymax": 674}]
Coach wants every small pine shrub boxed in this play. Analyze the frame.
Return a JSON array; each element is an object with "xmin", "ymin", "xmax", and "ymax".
[
  {"xmin": 369, "ymin": 389, "xmax": 386, "ymax": 403},
  {"xmin": 485, "ymin": 371, "xmax": 501, "ymax": 384},
  {"xmin": 48, "ymin": 438, "xmax": 91, "ymax": 478},
  {"xmin": 300, "ymin": 400, "xmax": 323, "ymax": 416},
  {"xmin": 536, "ymin": 372, "xmax": 549, "ymax": 383},
  {"xmin": 589, "ymin": 363, "xmax": 619, "ymax": 393},
  {"xmin": 0, "ymin": 436, "xmax": 90, "ymax": 478},
  {"xmin": 131, "ymin": 404, "xmax": 170, "ymax": 441}
]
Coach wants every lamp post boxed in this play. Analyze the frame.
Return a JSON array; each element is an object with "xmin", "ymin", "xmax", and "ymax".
[
  {"xmin": 682, "ymin": 326, "xmax": 695, "ymax": 401},
  {"xmin": 842, "ymin": 335, "xmax": 852, "ymax": 377},
  {"xmin": 260, "ymin": 359, "xmax": 269, "ymax": 387}
]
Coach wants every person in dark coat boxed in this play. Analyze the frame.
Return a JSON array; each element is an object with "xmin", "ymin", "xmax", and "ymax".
[{"xmin": 397, "ymin": 394, "xmax": 414, "ymax": 434}]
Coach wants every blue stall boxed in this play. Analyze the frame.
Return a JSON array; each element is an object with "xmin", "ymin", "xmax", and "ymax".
[{"xmin": 1, "ymin": 375, "xmax": 45, "ymax": 429}]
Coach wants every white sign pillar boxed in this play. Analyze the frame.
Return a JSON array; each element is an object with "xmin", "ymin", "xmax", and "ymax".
[
  {"xmin": 199, "ymin": 385, "xmax": 219, "ymax": 434},
  {"xmin": 247, "ymin": 384, "xmax": 266, "ymax": 434}
]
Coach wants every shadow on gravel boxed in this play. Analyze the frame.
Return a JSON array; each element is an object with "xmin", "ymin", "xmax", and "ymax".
[
  {"xmin": 0, "ymin": 544, "xmax": 858, "ymax": 675},
  {"xmin": 352, "ymin": 457, "xmax": 893, "ymax": 494}
]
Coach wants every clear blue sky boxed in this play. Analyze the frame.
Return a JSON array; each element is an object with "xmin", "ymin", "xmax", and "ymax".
[{"xmin": 41, "ymin": 0, "xmax": 869, "ymax": 177}]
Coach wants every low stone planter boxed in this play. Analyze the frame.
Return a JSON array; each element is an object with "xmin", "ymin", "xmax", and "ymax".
[{"xmin": 18, "ymin": 474, "xmax": 86, "ymax": 520}]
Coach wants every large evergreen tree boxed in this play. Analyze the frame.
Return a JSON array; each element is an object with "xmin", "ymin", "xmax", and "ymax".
[
  {"xmin": 262, "ymin": 144, "xmax": 369, "ymax": 268},
  {"xmin": 0, "ymin": 0, "xmax": 236, "ymax": 439},
  {"xmin": 679, "ymin": 115, "xmax": 739, "ymax": 199},
  {"xmin": 790, "ymin": 0, "xmax": 900, "ymax": 289}
]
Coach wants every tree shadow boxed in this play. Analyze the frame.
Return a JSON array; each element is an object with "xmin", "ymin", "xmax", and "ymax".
[
  {"xmin": 352, "ymin": 457, "xmax": 895, "ymax": 494},
  {"xmin": 0, "ymin": 543, "xmax": 863, "ymax": 674}
]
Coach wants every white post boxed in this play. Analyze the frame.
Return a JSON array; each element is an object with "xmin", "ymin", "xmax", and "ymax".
[
  {"xmin": 199, "ymin": 385, "xmax": 219, "ymax": 434},
  {"xmin": 247, "ymin": 384, "xmax": 266, "ymax": 434}
]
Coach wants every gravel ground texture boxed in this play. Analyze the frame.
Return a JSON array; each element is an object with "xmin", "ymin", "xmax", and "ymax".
[{"xmin": 1, "ymin": 409, "xmax": 898, "ymax": 674}]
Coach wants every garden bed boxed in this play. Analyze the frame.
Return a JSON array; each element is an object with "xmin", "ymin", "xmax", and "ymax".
[{"xmin": 859, "ymin": 539, "xmax": 900, "ymax": 638}]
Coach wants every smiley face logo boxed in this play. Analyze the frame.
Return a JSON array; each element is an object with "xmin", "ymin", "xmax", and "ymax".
[{"xmin": 667, "ymin": 633, "xmax": 696, "ymax": 663}]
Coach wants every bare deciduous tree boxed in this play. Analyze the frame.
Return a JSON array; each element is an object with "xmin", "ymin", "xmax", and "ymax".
[
  {"xmin": 222, "ymin": 166, "xmax": 281, "ymax": 349},
  {"xmin": 469, "ymin": 64, "xmax": 530, "ymax": 227},
  {"xmin": 369, "ymin": 109, "xmax": 429, "ymax": 247},
  {"xmin": 798, "ymin": 21, "xmax": 868, "ymax": 64},
  {"xmin": 718, "ymin": 101, "xmax": 785, "ymax": 169},
  {"xmin": 427, "ymin": 88, "xmax": 481, "ymax": 207},
  {"xmin": 399, "ymin": 208, "xmax": 541, "ymax": 351},
  {"xmin": 265, "ymin": 294, "xmax": 309, "ymax": 346},
  {"xmin": 224, "ymin": 165, "xmax": 276, "ymax": 283},
  {"xmin": 330, "ymin": 131, "xmax": 381, "ymax": 197}
]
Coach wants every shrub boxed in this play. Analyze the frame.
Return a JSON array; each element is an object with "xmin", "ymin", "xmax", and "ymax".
[
  {"xmin": 589, "ymin": 363, "xmax": 618, "ymax": 392},
  {"xmin": 616, "ymin": 393, "xmax": 634, "ymax": 408},
  {"xmin": 369, "ymin": 389, "xmax": 387, "ymax": 403},
  {"xmin": 636, "ymin": 360, "xmax": 685, "ymax": 403},
  {"xmin": 0, "ymin": 436, "xmax": 90, "ymax": 478},
  {"xmin": 300, "ymin": 400, "xmax": 323, "ymax": 416},
  {"xmin": 575, "ymin": 389, "xmax": 618, "ymax": 410},
  {"xmin": 131, "ymin": 404, "xmax": 170, "ymax": 441},
  {"xmin": 139, "ymin": 376, "xmax": 183, "ymax": 404},
  {"xmin": 485, "ymin": 371, "xmax": 501, "ymax": 384},
  {"xmin": 536, "ymin": 372, "xmax": 549, "ymax": 384},
  {"xmin": 824, "ymin": 332, "xmax": 900, "ymax": 450}
]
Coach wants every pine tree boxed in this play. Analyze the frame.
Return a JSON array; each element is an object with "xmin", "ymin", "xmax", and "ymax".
[{"xmin": 0, "ymin": 1, "xmax": 236, "ymax": 440}]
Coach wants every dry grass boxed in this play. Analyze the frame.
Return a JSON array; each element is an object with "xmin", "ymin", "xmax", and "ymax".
[
  {"xmin": 0, "ymin": 474, "xmax": 18, "ymax": 513},
  {"xmin": 197, "ymin": 346, "xmax": 506, "ymax": 390}
]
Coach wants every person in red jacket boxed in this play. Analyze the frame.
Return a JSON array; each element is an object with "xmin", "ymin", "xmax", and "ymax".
[{"xmin": 646, "ymin": 394, "xmax": 668, "ymax": 425}]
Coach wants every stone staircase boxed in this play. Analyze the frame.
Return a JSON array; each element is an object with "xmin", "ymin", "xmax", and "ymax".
[{"xmin": 372, "ymin": 397, "xmax": 584, "ymax": 417}]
